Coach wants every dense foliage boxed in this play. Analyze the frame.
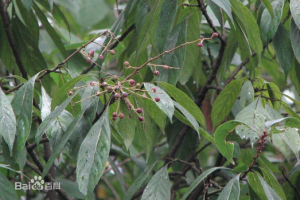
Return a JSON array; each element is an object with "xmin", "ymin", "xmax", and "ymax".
[{"xmin": 0, "ymin": 0, "xmax": 300, "ymax": 199}]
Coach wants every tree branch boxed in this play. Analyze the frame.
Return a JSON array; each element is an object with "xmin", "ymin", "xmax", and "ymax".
[
  {"xmin": 196, "ymin": 0, "xmax": 226, "ymax": 44},
  {"xmin": 0, "ymin": 0, "xmax": 27, "ymax": 79},
  {"xmin": 225, "ymin": 52, "xmax": 257, "ymax": 85},
  {"xmin": 81, "ymin": 24, "xmax": 135, "ymax": 75}
]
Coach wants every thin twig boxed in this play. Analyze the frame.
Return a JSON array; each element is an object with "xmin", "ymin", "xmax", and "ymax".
[
  {"xmin": 282, "ymin": 169, "xmax": 300, "ymax": 198},
  {"xmin": 81, "ymin": 25, "xmax": 135, "ymax": 75}
]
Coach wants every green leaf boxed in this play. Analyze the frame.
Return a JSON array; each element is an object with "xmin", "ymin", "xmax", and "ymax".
[
  {"xmin": 266, "ymin": 118, "xmax": 300, "ymax": 160},
  {"xmin": 174, "ymin": 101, "xmax": 199, "ymax": 135},
  {"xmin": 136, "ymin": 106, "xmax": 159, "ymax": 161},
  {"xmin": 108, "ymin": 157, "xmax": 126, "ymax": 194},
  {"xmin": 0, "ymin": 89, "xmax": 16, "ymax": 155},
  {"xmin": 281, "ymin": 102, "xmax": 300, "ymax": 121},
  {"xmin": 135, "ymin": 95, "xmax": 166, "ymax": 134},
  {"xmin": 218, "ymin": 31, "xmax": 239, "ymax": 79},
  {"xmin": 291, "ymin": 0, "xmax": 300, "ymax": 30},
  {"xmin": 0, "ymin": 16, "xmax": 18, "ymax": 74},
  {"xmin": 231, "ymin": 0, "xmax": 263, "ymax": 58},
  {"xmin": 248, "ymin": 172, "xmax": 268, "ymax": 200},
  {"xmin": 141, "ymin": 165, "xmax": 170, "ymax": 200},
  {"xmin": 47, "ymin": 111, "xmax": 74, "ymax": 149},
  {"xmin": 235, "ymin": 99, "xmax": 271, "ymax": 145},
  {"xmin": 260, "ymin": 168, "xmax": 287, "ymax": 200},
  {"xmin": 232, "ymin": 19, "xmax": 256, "ymax": 71},
  {"xmin": 240, "ymin": 80, "xmax": 254, "ymax": 108},
  {"xmin": 260, "ymin": 0, "xmax": 284, "ymax": 44},
  {"xmin": 11, "ymin": 17, "xmax": 51, "ymax": 89},
  {"xmin": 266, "ymin": 82, "xmax": 282, "ymax": 110},
  {"xmin": 290, "ymin": 18, "xmax": 300, "ymax": 64},
  {"xmin": 42, "ymin": 98, "xmax": 98, "ymax": 178},
  {"xmin": 158, "ymin": 82, "xmax": 206, "ymax": 128},
  {"xmin": 144, "ymin": 83, "xmax": 174, "ymax": 121},
  {"xmin": 215, "ymin": 120, "xmax": 253, "ymax": 164},
  {"xmin": 77, "ymin": 108, "xmax": 110, "ymax": 195},
  {"xmin": 136, "ymin": 0, "xmax": 163, "ymax": 60},
  {"xmin": 116, "ymin": 99, "xmax": 136, "ymax": 150},
  {"xmin": 11, "ymin": 73, "xmax": 39, "ymax": 156},
  {"xmin": 21, "ymin": 0, "xmax": 32, "ymax": 11},
  {"xmin": 159, "ymin": 19, "xmax": 187, "ymax": 85},
  {"xmin": 15, "ymin": 0, "xmax": 39, "ymax": 43},
  {"xmin": 0, "ymin": 172, "xmax": 18, "ymax": 200},
  {"xmin": 212, "ymin": 78, "xmax": 244, "ymax": 128},
  {"xmin": 41, "ymin": 87, "xmax": 51, "ymax": 121},
  {"xmin": 210, "ymin": 0, "xmax": 233, "ymax": 22},
  {"xmin": 178, "ymin": 11, "xmax": 201, "ymax": 85},
  {"xmin": 265, "ymin": 117, "xmax": 300, "ymax": 129},
  {"xmin": 51, "ymin": 75, "xmax": 89, "ymax": 110},
  {"xmin": 123, "ymin": 162, "xmax": 156, "ymax": 200},
  {"xmin": 217, "ymin": 175, "xmax": 240, "ymax": 200},
  {"xmin": 199, "ymin": 127, "xmax": 215, "ymax": 144},
  {"xmin": 36, "ymin": 91, "xmax": 79, "ymax": 145},
  {"xmin": 261, "ymin": 0, "xmax": 274, "ymax": 16},
  {"xmin": 283, "ymin": 162, "xmax": 300, "ymax": 200},
  {"xmin": 33, "ymin": 2, "xmax": 67, "ymax": 57},
  {"xmin": 257, "ymin": 173, "xmax": 282, "ymax": 200},
  {"xmin": 181, "ymin": 167, "xmax": 228, "ymax": 200},
  {"xmin": 273, "ymin": 24, "xmax": 294, "ymax": 77},
  {"xmin": 174, "ymin": 109, "xmax": 195, "ymax": 129},
  {"xmin": 156, "ymin": 0, "xmax": 178, "ymax": 53}
]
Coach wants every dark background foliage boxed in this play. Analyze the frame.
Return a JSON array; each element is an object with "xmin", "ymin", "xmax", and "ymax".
[{"xmin": 0, "ymin": 0, "xmax": 300, "ymax": 199}]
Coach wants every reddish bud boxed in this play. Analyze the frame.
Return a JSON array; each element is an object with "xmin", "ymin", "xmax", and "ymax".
[
  {"xmin": 163, "ymin": 65, "xmax": 169, "ymax": 69},
  {"xmin": 122, "ymin": 92, "xmax": 128, "ymax": 98},
  {"xmin": 109, "ymin": 50, "xmax": 116, "ymax": 55},
  {"xmin": 197, "ymin": 43, "xmax": 203, "ymax": 47},
  {"xmin": 114, "ymin": 93, "xmax": 120, "ymax": 99},
  {"xmin": 68, "ymin": 90, "xmax": 73, "ymax": 96},
  {"xmin": 119, "ymin": 113, "xmax": 125, "ymax": 119},
  {"xmin": 88, "ymin": 50, "xmax": 94, "ymax": 56},
  {"xmin": 139, "ymin": 116, "xmax": 144, "ymax": 122},
  {"xmin": 90, "ymin": 81, "xmax": 96, "ymax": 86},
  {"xmin": 153, "ymin": 70, "xmax": 160, "ymax": 76},
  {"xmin": 112, "ymin": 117, "xmax": 117, "ymax": 121},
  {"xmin": 112, "ymin": 112, "xmax": 118, "ymax": 118},
  {"xmin": 107, "ymin": 86, "xmax": 113, "ymax": 92},
  {"xmin": 124, "ymin": 61, "xmax": 130, "ymax": 66},
  {"xmin": 137, "ymin": 108, "xmax": 143, "ymax": 114},
  {"xmin": 213, "ymin": 32, "xmax": 219, "ymax": 37},
  {"xmin": 102, "ymin": 82, "xmax": 107, "ymax": 86},
  {"xmin": 129, "ymin": 79, "xmax": 135, "ymax": 86},
  {"xmin": 87, "ymin": 58, "xmax": 92, "ymax": 63},
  {"xmin": 155, "ymin": 97, "xmax": 160, "ymax": 102},
  {"xmin": 152, "ymin": 87, "xmax": 157, "ymax": 93},
  {"xmin": 99, "ymin": 55, "xmax": 104, "ymax": 60},
  {"xmin": 112, "ymin": 75, "xmax": 118, "ymax": 80}
]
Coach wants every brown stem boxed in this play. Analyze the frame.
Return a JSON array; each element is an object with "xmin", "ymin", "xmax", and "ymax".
[
  {"xmin": 196, "ymin": 0, "xmax": 226, "ymax": 44},
  {"xmin": 282, "ymin": 169, "xmax": 300, "ymax": 198},
  {"xmin": 225, "ymin": 52, "xmax": 257, "ymax": 85},
  {"xmin": 0, "ymin": 0, "xmax": 28, "ymax": 79},
  {"xmin": 81, "ymin": 24, "xmax": 135, "ymax": 75},
  {"xmin": 240, "ymin": 130, "xmax": 268, "ymax": 180}
]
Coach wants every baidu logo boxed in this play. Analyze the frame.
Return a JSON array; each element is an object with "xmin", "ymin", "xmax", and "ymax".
[{"xmin": 15, "ymin": 175, "xmax": 60, "ymax": 191}]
